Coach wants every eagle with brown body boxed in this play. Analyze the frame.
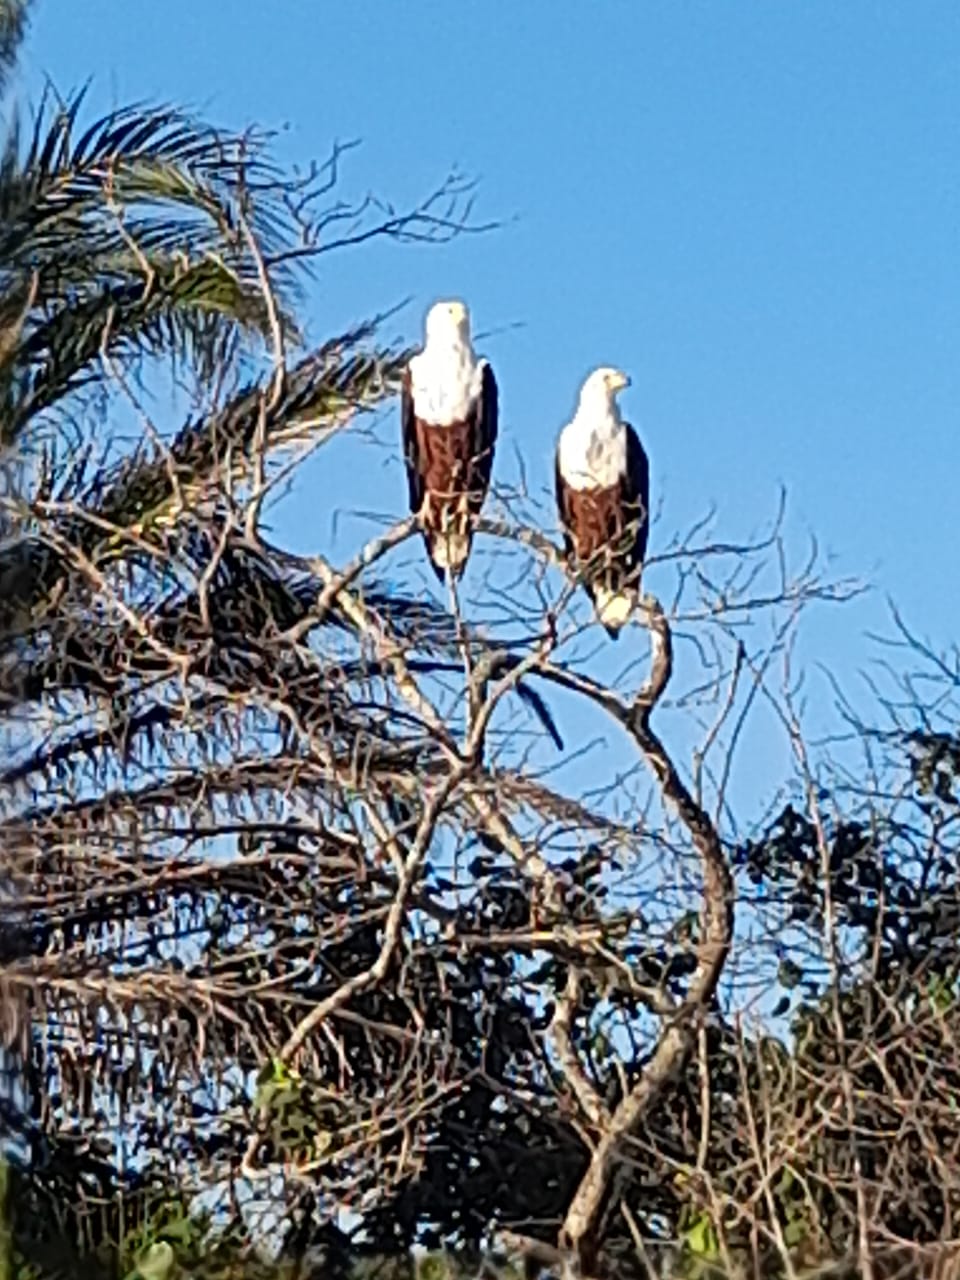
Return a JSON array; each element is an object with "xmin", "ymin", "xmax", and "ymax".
[
  {"xmin": 401, "ymin": 300, "xmax": 498, "ymax": 580},
  {"xmin": 555, "ymin": 367, "xmax": 650, "ymax": 637}
]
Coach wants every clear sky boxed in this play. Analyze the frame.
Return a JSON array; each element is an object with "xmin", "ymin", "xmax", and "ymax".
[{"xmin": 19, "ymin": 2, "xmax": 960, "ymax": 826}]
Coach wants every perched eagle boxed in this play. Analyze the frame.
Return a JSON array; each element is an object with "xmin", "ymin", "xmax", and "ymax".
[
  {"xmin": 401, "ymin": 300, "xmax": 498, "ymax": 580},
  {"xmin": 555, "ymin": 366, "xmax": 650, "ymax": 637}
]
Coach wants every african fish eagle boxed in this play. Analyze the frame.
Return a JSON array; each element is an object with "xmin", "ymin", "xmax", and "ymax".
[
  {"xmin": 555, "ymin": 366, "xmax": 650, "ymax": 637},
  {"xmin": 401, "ymin": 299, "xmax": 498, "ymax": 580}
]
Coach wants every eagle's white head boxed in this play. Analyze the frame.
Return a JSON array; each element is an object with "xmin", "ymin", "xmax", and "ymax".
[
  {"xmin": 577, "ymin": 365, "xmax": 631, "ymax": 416},
  {"xmin": 424, "ymin": 298, "xmax": 472, "ymax": 347}
]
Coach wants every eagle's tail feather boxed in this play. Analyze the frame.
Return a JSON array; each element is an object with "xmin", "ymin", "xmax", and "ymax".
[
  {"xmin": 594, "ymin": 585, "xmax": 636, "ymax": 637},
  {"xmin": 428, "ymin": 530, "xmax": 471, "ymax": 578}
]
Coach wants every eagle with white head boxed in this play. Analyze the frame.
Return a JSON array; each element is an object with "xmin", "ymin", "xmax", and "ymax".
[
  {"xmin": 401, "ymin": 300, "xmax": 498, "ymax": 580},
  {"xmin": 555, "ymin": 366, "xmax": 650, "ymax": 637}
]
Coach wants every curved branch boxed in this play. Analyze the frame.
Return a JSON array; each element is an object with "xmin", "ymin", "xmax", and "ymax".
[{"xmin": 548, "ymin": 598, "xmax": 735, "ymax": 1273}]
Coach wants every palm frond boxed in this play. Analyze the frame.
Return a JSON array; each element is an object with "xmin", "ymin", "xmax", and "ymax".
[
  {"xmin": 0, "ymin": 93, "xmax": 306, "ymax": 447},
  {"xmin": 4, "ymin": 255, "xmax": 297, "ymax": 439},
  {"xmin": 0, "ymin": 328, "xmax": 406, "ymax": 635},
  {"xmin": 0, "ymin": 93, "xmax": 290, "ymax": 260},
  {"xmin": 89, "ymin": 325, "xmax": 402, "ymax": 531}
]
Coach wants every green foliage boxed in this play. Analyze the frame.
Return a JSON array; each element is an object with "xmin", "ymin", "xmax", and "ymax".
[
  {"xmin": 118, "ymin": 1193, "xmax": 202, "ymax": 1279},
  {"xmin": 254, "ymin": 1058, "xmax": 335, "ymax": 1167},
  {"xmin": 679, "ymin": 1208, "xmax": 720, "ymax": 1267},
  {"xmin": 126, "ymin": 1241, "xmax": 175, "ymax": 1280}
]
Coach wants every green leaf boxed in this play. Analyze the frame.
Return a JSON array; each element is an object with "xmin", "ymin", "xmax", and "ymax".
[
  {"xmin": 129, "ymin": 1241, "xmax": 175, "ymax": 1280},
  {"xmin": 784, "ymin": 1215, "xmax": 808, "ymax": 1248},
  {"xmin": 928, "ymin": 975, "xmax": 955, "ymax": 1014},
  {"xmin": 256, "ymin": 1055, "xmax": 296, "ymax": 1088},
  {"xmin": 682, "ymin": 1211, "xmax": 720, "ymax": 1260}
]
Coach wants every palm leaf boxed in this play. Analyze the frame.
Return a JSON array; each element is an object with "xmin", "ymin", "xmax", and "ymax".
[
  {"xmin": 2, "ymin": 93, "xmax": 288, "ymax": 255},
  {"xmin": 4, "ymin": 256, "xmax": 292, "ymax": 439},
  {"xmin": 0, "ymin": 92, "xmax": 304, "ymax": 448},
  {"xmin": 0, "ymin": 327, "xmax": 406, "ymax": 636}
]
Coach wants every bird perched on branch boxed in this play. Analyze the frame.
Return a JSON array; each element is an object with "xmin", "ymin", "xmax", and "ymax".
[
  {"xmin": 555, "ymin": 366, "xmax": 650, "ymax": 637},
  {"xmin": 401, "ymin": 299, "xmax": 498, "ymax": 580}
]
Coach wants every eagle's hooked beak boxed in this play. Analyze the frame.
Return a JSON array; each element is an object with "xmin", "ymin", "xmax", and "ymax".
[{"xmin": 608, "ymin": 369, "xmax": 631, "ymax": 392}]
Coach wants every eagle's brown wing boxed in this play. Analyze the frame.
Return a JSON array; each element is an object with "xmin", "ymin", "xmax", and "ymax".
[
  {"xmin": 465, "ymin": 361, "xmax": 498, "ymax": 516},
  {"xmin": 401, "ymin": 366, "xmax": 424, "ymax": 517}
]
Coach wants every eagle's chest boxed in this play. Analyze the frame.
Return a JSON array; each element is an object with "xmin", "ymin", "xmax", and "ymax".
[
  {"xmin": 559, "ymin": 419, "xmax": 626, "ymax": 490},
  {"xmin": 410, "ymin": 353, "xmax": 482, "ymax": 425},
  {"xmin": 586, "ymin": 434, "xmax": 610, "ymax": 469}
]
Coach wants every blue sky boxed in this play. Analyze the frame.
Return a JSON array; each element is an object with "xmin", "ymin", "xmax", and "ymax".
[{"xmin": 19, "ymin": 2, "xmax": 960, "ymax": 826}]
